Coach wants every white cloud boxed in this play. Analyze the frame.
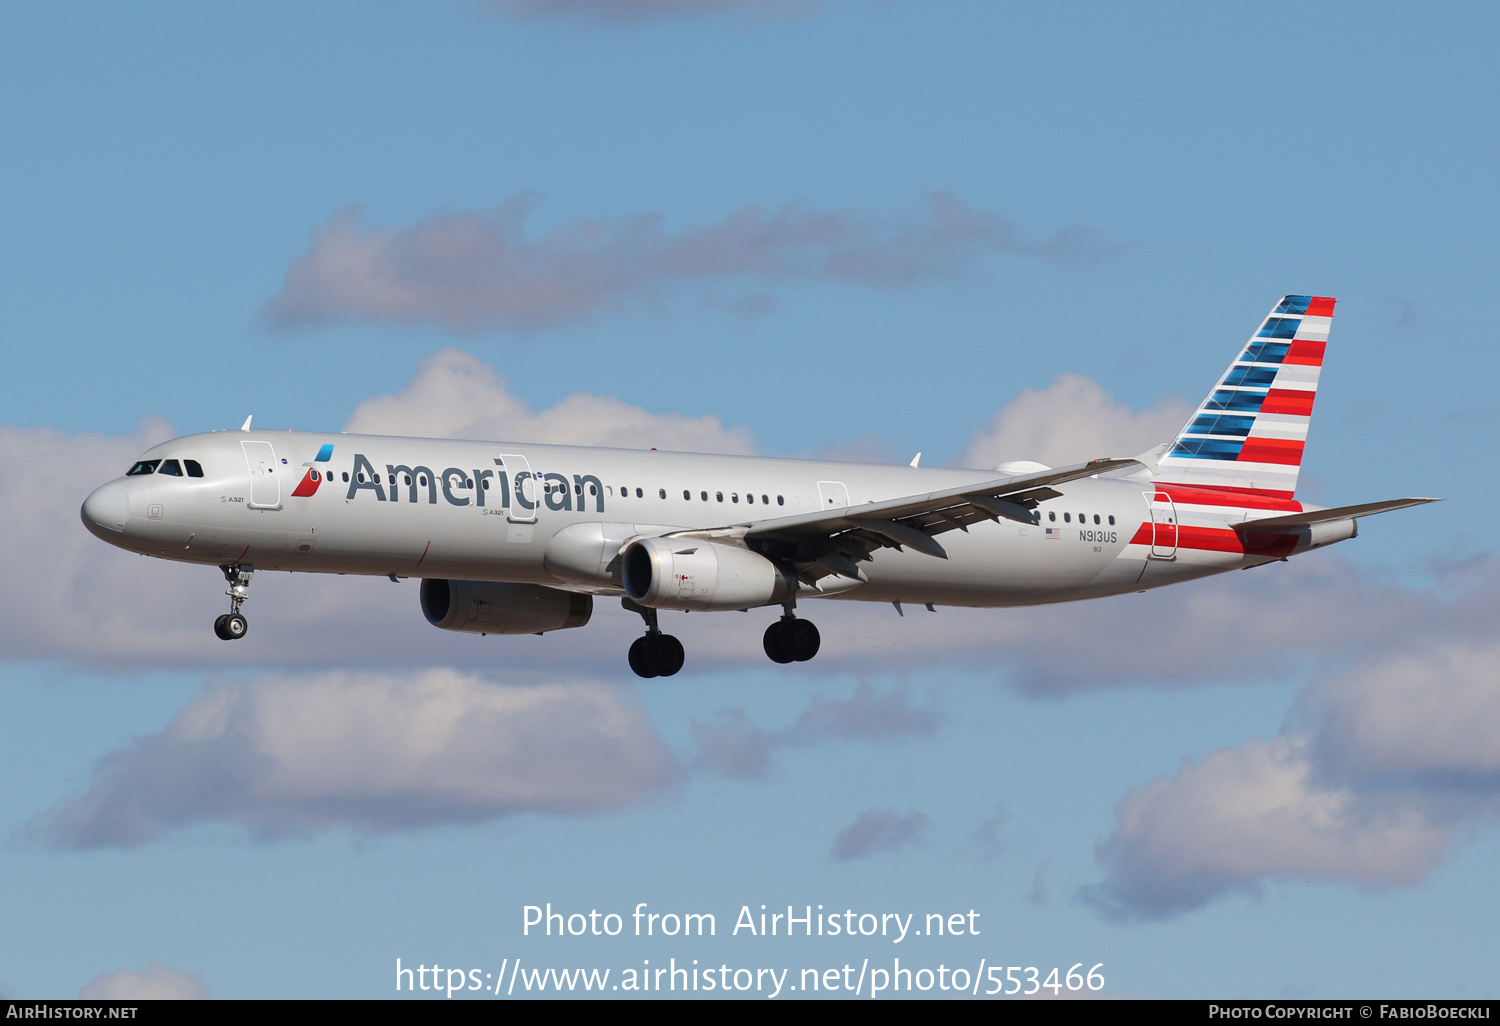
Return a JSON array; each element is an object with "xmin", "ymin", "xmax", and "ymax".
[
  {"xmin": 262, "ymin": 194, "xmax": 1113, "ymax": 333},
  {"xmin": 1087, "ymin": 627, "xmax": 1500, "ymax": 921},
  {"xmin": 1086, "ymin": 737, "xmax": 1452, "ymax": 921},
  {"xmin": 830, "ymin": 807, "xmax": 930, "ymax": 861},
  {"xmin": 78, "ymin": 961, "xmax": 209, "ymax": 1000},
  {"xmin": 343, "ymin": 348, "xmax": 755, "ymax": 453},
  {"xmin": 958, "ymin": 372, "xmax": 1192, "ymax": 469},
  {"xmin": 1311, "ymin": 641, "xmax": 1500, "ymax": 782},
  {"xmin": 30, "ymin": 669, "xmax": 676, "ymax": 847}
]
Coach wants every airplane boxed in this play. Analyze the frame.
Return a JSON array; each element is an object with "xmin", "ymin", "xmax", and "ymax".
[{"xmin": 81, "ymin": 296, "xmax": 1437, "ymax": 678}]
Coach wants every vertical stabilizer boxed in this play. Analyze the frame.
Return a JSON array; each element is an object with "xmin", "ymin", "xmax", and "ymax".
[{"xmin": 1154, "ymin": 295, "xmax": 1334, "ymax": 497}]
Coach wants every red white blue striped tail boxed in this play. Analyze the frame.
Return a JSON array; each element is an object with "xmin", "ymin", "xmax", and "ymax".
[{"xmin": 1155, "ymin": 295, "xmax": 1334, "ymax": 498}]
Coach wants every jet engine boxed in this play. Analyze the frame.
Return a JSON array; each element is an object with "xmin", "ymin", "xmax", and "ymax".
[
  {"xmin": 621, "ymin": 537, "xmax": 792, "ymax": 612},
  {"xmin": 420, "ymin": 579, "xmax": 592, "ymax": 635}
]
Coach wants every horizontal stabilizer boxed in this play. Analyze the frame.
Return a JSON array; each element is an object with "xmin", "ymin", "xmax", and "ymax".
[{"xmin": 1237, "ymin": 497, "xmax": 1441, "ymax": 533}]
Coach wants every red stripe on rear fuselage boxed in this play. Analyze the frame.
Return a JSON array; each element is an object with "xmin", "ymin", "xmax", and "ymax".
[
  {"xmin": 1128, "ymin": 522, "xmax": 1298, "ymax": 558},
  {"xmin": 1154, "ymin": 485, "xmax": 1303, "ymax": 511}
]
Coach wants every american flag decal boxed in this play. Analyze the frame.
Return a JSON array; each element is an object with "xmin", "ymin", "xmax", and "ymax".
[{"xmin": 1045, "ymin": 528, "xmax": 1061, "ymax": 540}]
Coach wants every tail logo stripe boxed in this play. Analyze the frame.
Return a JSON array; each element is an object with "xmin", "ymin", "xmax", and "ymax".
[{"xmin": 1155, "ymin": 295, "xmax": 1335, "ymax": 495}]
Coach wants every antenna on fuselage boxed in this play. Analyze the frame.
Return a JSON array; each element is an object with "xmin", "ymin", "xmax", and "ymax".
[
  {"xmin": 240, "ymin": 415, "xmax": 253, "ymax": 431},
  {"xmin": 909, "ymin": 453, "xmax": 922, "ymax": 468}
]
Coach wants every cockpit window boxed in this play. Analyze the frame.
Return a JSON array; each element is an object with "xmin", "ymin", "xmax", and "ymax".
[
  {"xmin": 158, "ymin": 459, "xmax": 183, "ymax": 476},
  {"xmin": 126, "ymin": 460, "xmax": 160, "ymax": 476},
  {"xmin": 184, "ymin": 460, "xmax": 204, "ymax": 478}
]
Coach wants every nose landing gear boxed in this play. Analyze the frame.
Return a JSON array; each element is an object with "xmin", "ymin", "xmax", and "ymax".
[
  {"xmin": 622, "ymin": 598, "xmax": 685, "ymax": 678},
  {"xmin": 763, "ymin": 602, "xmax": 820, "ymax": 664},
  {"xmin": 213, "ymin": 563, "xmax": 254, "ymax": 641}
]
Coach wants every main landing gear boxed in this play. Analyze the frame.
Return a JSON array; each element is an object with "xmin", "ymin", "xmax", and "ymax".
[
  {"xmin": 763, "ymin": 603, "xmax": 820, "ymax": 664},
  {"xmin": 213, "ymin": 563, "xmax": 254, "ymax": 641},
  {"xmin": 624, "ymin": 599, "xmax": 685, "ymax": 678}
]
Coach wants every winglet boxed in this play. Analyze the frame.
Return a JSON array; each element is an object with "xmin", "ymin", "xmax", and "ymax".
[
  {"xmin": 1133, "ymin": 442, "xmax": 1172, "ymax": 475},
  {"xmin": 240, "ymin": 415, "xmax": 253, "ymax": 432}
]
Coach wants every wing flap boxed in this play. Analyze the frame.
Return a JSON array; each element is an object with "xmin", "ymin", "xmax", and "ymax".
[{"xmin": 745, "ymin": 457, "xmax": 1137, "ymax": 544}]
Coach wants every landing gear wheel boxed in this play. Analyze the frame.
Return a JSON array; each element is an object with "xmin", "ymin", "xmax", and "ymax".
[
  {"xmin": 784, "ymin": 618, "xmax": 820, "ymax": 662},
  {"xmin": 647, "ymin": 633, "xmax": 685, "ymax": 677},
  {"xmin": 628, "ymin": 636, "xmax": 658, "ymax": 678},
  {"xmin": 216, "ymin": 563, "xmax": 255, "ymax": 641},
  {"xmin": 763, "ymin": 621, "xmax": 794, "ymax": 664}
]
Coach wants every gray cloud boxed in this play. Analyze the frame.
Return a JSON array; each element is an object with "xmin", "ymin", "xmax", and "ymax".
[
  {"xmin": 960, "ymin": 805, "xmax": 1008, "ymax": 862},
  {"xmin": 690, "ymin": 707, "xmax": 773, "ymax": 779},
  {"xmin": 1086, "ymin": 637, "xmax": 1500, "ymax": 921},
  {"xmin": 1026, "ymin": 859, "xmax": 1050, "ymax": 906},
  {"xmin": 691, "ymin": 682, "xmax": 940, "ymax": 779},
  {"xmin": 28, "ymin": 670, "xmax": 676, "ymax": 848},
  {"xmin": 486, "ymin": 0, "xmax": 826, "ymax": 23},
  {"xmin": 831, "ymin": 807, "xmax": 930, "ymax": 861},
  {"xmin": 262, "ymin": 193, "xmax": 1115, "ymax": 333},
  {"xmin": 78, "ymin": 962, "xmax": 209, "ymax": 1000},
  {"xmin": 1307, "ymin": 640, "xmax": 1500, "ymax": 786},
  {"xmin": 1084, "ymin": 737, "xmax": 1453, "ymax": 922}
]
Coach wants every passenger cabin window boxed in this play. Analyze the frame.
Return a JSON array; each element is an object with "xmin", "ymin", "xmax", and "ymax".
[
  {"xmin": 658, "ymin": 488, "xmax": 666, "ymax": 499},
  {"xmin": 777, "ymin": 496, "xmax": 784, "ymax": 505},
  {"xmin": 683, "ymin": 490, "xmax": 691, "ymax": 500},
  {"xmin": 636, "ymin": 487, "xmax": 643, "ymax": 498},
  {"xmin": 127, "ymin": 460, "xmax": 160, "ymax": 476},
  {"xmin": 184, "ymin": 460, "xmax": 204, "ymax": 478},
  {"xmin": 1049, "ymin": 512, "xmax": 1056, "ymax": 522},
  {"xmin": 1108, "ymin": 515, "xmax": 1115, "ymax": 525},
  {"xmin": 1064, "ymin": 513, "xmax": 1071, "ymax": 523},
  {"xmin": 157, "ymin": 459, "xmax": 183, "ymax": 476}
]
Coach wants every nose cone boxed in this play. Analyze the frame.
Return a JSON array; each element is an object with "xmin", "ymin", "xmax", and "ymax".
[{"xmin": 81, "ymin": 483, "xmax": 129, "ymax": 537}]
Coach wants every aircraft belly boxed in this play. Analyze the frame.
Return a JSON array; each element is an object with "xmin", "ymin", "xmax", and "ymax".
[{"xmin": 845, "ymin": 517, "xmax": 1131, "ymax": 607}]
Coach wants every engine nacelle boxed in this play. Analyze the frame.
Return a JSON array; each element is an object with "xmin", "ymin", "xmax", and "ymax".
[
  {"xmin": 420, "ymin": 579, "xmax": 592, "ymax": 635},
  {"xmin": 621, "ymin": 537, "xmax": 792, "ymax": 612}
]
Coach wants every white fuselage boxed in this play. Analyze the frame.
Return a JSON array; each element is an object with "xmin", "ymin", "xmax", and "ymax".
[{"xmin": 81, "ymin": 429, "xmax": 1324, "ymax": 609}]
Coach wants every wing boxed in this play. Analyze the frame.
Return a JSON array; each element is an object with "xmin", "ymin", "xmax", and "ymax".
[{"xmin": 722, "ymin": 457, "xmax": 1139, "ymax": 588}]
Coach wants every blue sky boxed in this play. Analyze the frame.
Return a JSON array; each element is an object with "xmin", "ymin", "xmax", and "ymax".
[{"xmin": 1, "ymin": 0, "xmax": 1497, "ymax": 1000}]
